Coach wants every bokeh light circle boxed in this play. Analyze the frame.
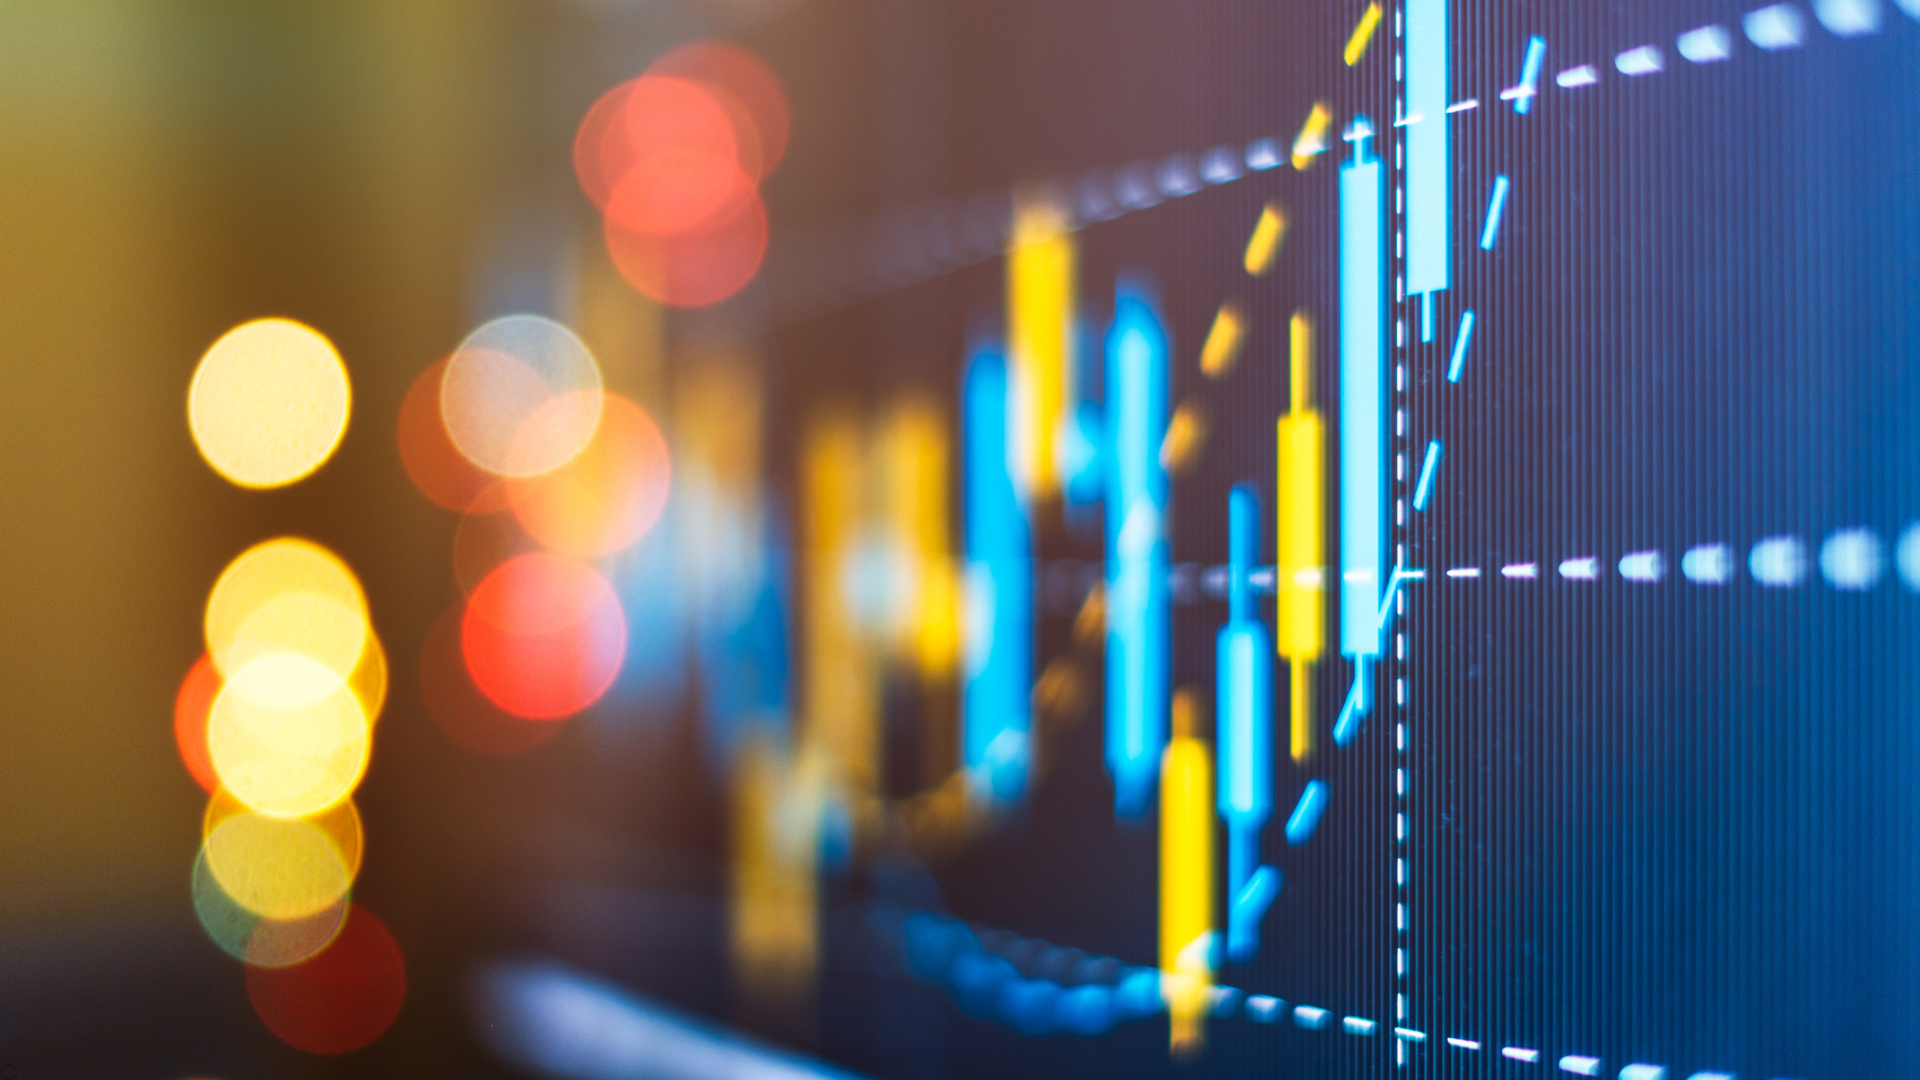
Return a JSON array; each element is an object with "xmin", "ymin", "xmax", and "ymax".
[
  {"xmin": 461, "ymin": 553, "xmax": 627, "ymax": 720},
  {"xmin": 205, "ymin": 538, "xmax": 369, "ymax": 679},
  {"xmin": 192, "ymin": 848, "xmax": 348, "ymax": 969},
  {"xmin": 441, "ymin": 315, "xmax": 604, "ymax": 478},
  {"xmin": 188, "ymin": 319, "xmax": 350, "ymax": 489},
  {"xmin": 506, "ymin": 393, "xmax": 673, "ymax": 557},
  {"xmin": 246, "ymin": 905, "xmax": 406, "ymax": 1055},
  {"xmin": 175, "ymin": 654, "xmax": 222, "ymax": 793},
  {"xmin": 201, "ymin": 811, "xmax": 354, "ymax": 921},
  {"xmin": 397, "ymin": 358, "xmax": 510, "ymax": 513},
  {"xmin": 206, "ymin": 655, "xmax": 371, "ymax": 818}
]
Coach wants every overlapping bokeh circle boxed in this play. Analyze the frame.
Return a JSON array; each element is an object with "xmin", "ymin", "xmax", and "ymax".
[{"xmin": 574, "ymin": 40, "xmax": 788, "ymax": 307}]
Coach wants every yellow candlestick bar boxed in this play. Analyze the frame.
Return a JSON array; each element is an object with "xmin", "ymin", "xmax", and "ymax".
[
  {"xmin": 1161, "ymin": 690, "xmax": 1214, "ymax": 1058},
  {"xmin": 1276, "ymin": 311, "xmax": 1325, "ymax": 763},
  {"xmin": 1007, "ymin": 197, "xmax": 1075, "ymax": 499},
  {"xmin": 801, "ymin": 411, "xmax": 878, "ymax": 797},
  {"xmin": 730, "ymin": 737, "xmax": 821, "ymax": 1035}
]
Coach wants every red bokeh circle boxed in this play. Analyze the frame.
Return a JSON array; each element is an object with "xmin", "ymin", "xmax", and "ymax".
[
  {"xmin": 246, "ymin": 905, "xmax": 406, "ymax": 1055},
  {"xmin": 461, "ymin": 552, "xmax": 627, "ymax": 720},
  {"xmin": 604, "ymin": 187, "xmax": 768, "ymax": 309}
]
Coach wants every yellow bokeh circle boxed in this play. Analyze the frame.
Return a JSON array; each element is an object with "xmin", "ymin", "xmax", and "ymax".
[
  {"xmin": 201, "ymin": 810, "xmax": 354, "ymax": 920},
  {"xmin": 189, "ymin": 318, "xmax": 351, "ymax": 489},
  {"xmin": 203, "ymin": 788, "xmax": 364, "ymax": 880},
  {"xmin": 205, "ymin": 537, "xmax": 369, "ymax": 679},
  {"xmin": 206, "ymin": 654, "xmax": 372, "ymax": 818}
]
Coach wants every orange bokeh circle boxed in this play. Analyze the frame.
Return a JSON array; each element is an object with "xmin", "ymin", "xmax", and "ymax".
[
  {"xmin": 461, "ymin": 553, "xmax": 627, "ymax": 720},
  {"xmin": 175, "ymin": 653, "xmax": 222, "ymax": 793},
  {"xmin": 397, "ymin": 359, "xmax": 510, "ymax": 514},
  {"xmin": 505, "ymin": 393, "xmax": 672, "ymax": 558}
]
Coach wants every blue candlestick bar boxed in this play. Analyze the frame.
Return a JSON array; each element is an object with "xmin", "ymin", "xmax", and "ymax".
[
  {"xmin": 1217, "ymin": 485, "xmax": 1278, "ymax": 960},
  {"xmin": 1340, "ymin": 123, "xmax": 1386, "ymax": 662},
  {"xmin": 1105, "ymin": 281, "xmax": 1170, "ymax": 818},
  {"xmin": 962, "ymin": 343, "xmax": 1033, "ymax": 802}
]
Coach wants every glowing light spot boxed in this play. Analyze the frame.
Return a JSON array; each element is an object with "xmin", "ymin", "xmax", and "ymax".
[
  {"xmin": 201, "ymin": 810, "xmax": 354, "ymax": 921},
  {"xmin": 462, "ymin": 553, "xmax": 627, "ymax": 720},
  {"xmin": 507, "ymin": 394, "xmax": 672, "ymax": 558},
  {"xmin": 192, "ymin": 848, "xmax": 348, "ymax": 969},
  {"xmin": 397, "ymin": 359, "xmax": 511, "ymax": 513},
  {"xmin": 207, "ymin": 655, "xmax": 371, "ymax": 818},
  {"xmin": 441, "ymin": 315, "xmax": 605, "ymax": 478},
  {"xmin": 247, "ymin": 905, "xmax": 406, "ymax": 1055},
  {"xmin": 205, "ymin": 538, "xmax": 369, "ymax": 679},
  {"xmin": 421, "ymin": 603, "xmax": 566, "ymax": 756},
  {"xmin": 605, "ymin": 187, "xmax": 768, "ymax": 308},
  {"xmin": 188, "ymin": 319, "xmax": 350, "ymax": 489},
  {"xmin": 175, "ymin": 654, "xmax": 222, "ymax": 793}
]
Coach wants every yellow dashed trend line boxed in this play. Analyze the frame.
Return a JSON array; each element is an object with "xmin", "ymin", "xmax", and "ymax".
[
  {"xmin": 1344, "ymin": 2, "xmax": 1383, "ymax": 66},
  {"xmin": 1200, "ymin": 302, "xmax": 1247, "ymax": 378},
  {"xmin": 1292, "ymin": 101, "xmax": 1333, "ymax": 170},
  {"xmin": 1244, "ymin": 202, "xmax": 1288, "ymax": 276}
]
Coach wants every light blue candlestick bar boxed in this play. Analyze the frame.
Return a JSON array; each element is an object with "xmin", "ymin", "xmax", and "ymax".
[
  {"xmin": 1406, "ymin": 0, "xmax": 1450, "ymax": 300},
  {"xmin": 1340, "ymin": 122, "xmax": 1386, "ymax": 660},
  {"xmin": 1104, "ymin": 281, "xmax": 1170, "ymax": 818},
  {"xmin": 962, "ymin": 344, "xmax": 1032, "ymax": 802}
]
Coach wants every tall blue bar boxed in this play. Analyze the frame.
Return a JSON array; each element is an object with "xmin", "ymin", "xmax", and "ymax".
[
  {"xmin": 1218, "ymin": 485, "xmax": 1277, "ymax": 959},
  {"xmin": 1407, "ymin": 0, "xmax": 1450, "ymax": 302},
  {"xmin": 1105, "ymin": 281, "xmax": 1170, "ymax": 818},
  {"xmin": 962, "ymin": 344, "xmax": 1032, "ymax": 802},
  {"xmin": 1339, "ymin": 126, "xmax": 1386, "ymax": 660}
]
